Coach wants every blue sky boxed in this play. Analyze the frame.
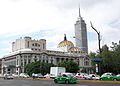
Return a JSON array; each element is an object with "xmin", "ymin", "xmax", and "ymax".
[{"xmin": 0, "ymin": 0, "xmax": 120, "ymax": 58}]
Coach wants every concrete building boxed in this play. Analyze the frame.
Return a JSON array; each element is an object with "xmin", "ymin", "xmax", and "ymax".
[
  {"xmin": 74, "ymin": 8, "xmax": 88, "ymax": 53},
  {"xmin": 12, "ymin": 36, "xmax": 46, "ymax": 52},
  {"xmin": 1, "ymin": 8, "xmax": 91, "ymax": 75},
  {"xmin": 1, "ymin": 35, "xmax": 91, "ymax": 75}
]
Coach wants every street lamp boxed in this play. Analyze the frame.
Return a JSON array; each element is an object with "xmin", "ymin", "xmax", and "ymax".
[
  {"xmin": 90, "ymin": 21, "xmax": 101, "ymax": 53},
  {"xmin": 90, "ymin": 21, "xmax": 102, "ymax": 75}
]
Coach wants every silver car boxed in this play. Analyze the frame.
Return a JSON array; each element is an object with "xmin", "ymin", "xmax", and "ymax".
[{"xmin": 4, "ymin": 74, "xmax": 14, "ymax": 80}]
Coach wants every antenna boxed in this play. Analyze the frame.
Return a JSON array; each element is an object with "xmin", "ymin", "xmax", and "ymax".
[{"xmin": 78, "ymin": 4, "xmax": 81, "ymax": 18}]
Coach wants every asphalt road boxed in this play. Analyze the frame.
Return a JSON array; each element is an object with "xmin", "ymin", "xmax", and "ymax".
[{"xmin": 0, "ymin": 79, "xmax": 120, "ymax": 86}]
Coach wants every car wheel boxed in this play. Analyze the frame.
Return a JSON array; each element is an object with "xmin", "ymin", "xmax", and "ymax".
[
  {"xmin": 54, "ymin": 79, "xmax": 57, "ymax": 83},
  {"xmin": 100, "ymin": 78, "xmax": 103, "ymax": 80},
  {"xmin": 65, "ymin": 80, "xmax": 69, "ymax": 84},
  {"xmin": 113, "ymin": 78, "xmax": 117, "ymax": 81},
  {"xmin": 74, "ymin": 81, "xmax": 77, "ymax": 84}
]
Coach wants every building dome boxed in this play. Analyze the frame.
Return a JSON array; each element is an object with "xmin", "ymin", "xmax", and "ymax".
[
  {"xmin": 58, "ymin": 34, "xmax": 74, "ymax": 52},
  {"xmin": 58, "ymin": 40, "xmax": 74, "ymax": 47},
  {"xmin": 68, "ymin": 47, "xmax": 85, "ymax": 54},
  {"xmin": 58, "ymin": 34, "xmax": 74, "ymax": 48},
  {"xmin": 68, "ymin": 47, "xmax": 81, "ymax": 52}
]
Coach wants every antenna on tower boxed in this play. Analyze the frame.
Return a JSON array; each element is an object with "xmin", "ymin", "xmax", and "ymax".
[
  {"xmin": 79, "ymin": 4, "xmax": 81, "ymax": 17},
  {"xmin": 78, "ymin": 4, "xmax": 82, "ymax": 20}
]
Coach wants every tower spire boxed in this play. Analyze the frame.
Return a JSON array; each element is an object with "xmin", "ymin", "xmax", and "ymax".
[
  {"xmin": 78, "ymin": 5, "xmax": 82, "ymax": 20},
  {"xmin": 79, "ymin": 7, "xmax": 81, "ymax": 18}
]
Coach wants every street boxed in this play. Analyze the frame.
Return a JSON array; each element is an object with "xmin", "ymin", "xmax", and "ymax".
[{"xmin": 0, "ymin": 79, "xmax": 120, "ymax": 86}]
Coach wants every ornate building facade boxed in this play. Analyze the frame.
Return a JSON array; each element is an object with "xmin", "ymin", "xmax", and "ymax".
[
  {"xmin": 1, "ymin": 8, "xmax": 91, "ymax": 75},
  {"xmin": 1, "ymin": 36, "xmax": 91, "ymax": 75}
]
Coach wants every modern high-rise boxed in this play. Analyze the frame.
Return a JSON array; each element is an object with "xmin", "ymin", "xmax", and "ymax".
[{"xmin": 74, "ymin": 8, "xmax": 88, "ymax": 53}]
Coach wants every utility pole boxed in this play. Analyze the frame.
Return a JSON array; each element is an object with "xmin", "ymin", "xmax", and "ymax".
[
  {"xmin": 90, "ymin": 21, "xmax": 101, "ymax": 53},
  {"xmin": 90, "ymin": 21, "xmax": 102, "ymax": 75}
]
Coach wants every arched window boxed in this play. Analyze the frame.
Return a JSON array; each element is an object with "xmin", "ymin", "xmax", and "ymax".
[{"xmin": 34, "ymin": 56, "xmax": 37, "ymax": 62}]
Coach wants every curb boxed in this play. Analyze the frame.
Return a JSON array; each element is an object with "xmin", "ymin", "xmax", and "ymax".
[
  {"xmin": 14, "ymin": 78, "xmax": 53, "ymax": 80},
  {"xmin": 14, "ymin": 78, "xmax": 120, "ymax": 84},
  {"xmin": 78, "ymin": 80, "xmax": 120, "ymax": 84}
]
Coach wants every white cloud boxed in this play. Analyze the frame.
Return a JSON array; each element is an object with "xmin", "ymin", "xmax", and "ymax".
[{"xmin": 0, "ymin": 0, "xmax": 120, "ymax": 57}]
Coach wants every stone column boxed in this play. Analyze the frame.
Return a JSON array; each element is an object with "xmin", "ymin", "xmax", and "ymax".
[
  {"xmin": 22, "ymin": 55, "xmax": 25, "ymax": 73},
  {"xmin": 53, "ymin": 57, "xmax": 57, "ymax": 65},
  {"xmin": 17, "ymin": 55, "xmax": 21, "ymax": 75}
]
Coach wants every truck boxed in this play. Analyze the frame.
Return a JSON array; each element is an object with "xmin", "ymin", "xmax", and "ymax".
[{"xmin": 50, "ymin": 67, "xmax": 66, "ymax": 77}]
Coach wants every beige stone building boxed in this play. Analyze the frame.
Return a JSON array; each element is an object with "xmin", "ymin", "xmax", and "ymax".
[
  {"xmin": 1, "ymin": 8, "xmax": 91, "ymax": 75},
  {"xmin": 1, "ymin": 36, "xmax": 91, "ymax": 75}
]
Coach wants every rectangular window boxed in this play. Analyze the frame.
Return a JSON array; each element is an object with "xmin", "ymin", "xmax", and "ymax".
[
  {"xmin": 17, "ymin": 59, "xmax": 19, "ymax": 65},
  {"xmin": 35, "ymin": 43, "xmax": 37, "ymax": 46},
  {"xmin": 43, "ymin": 43, "xmax": 45, "ymax": 49},
  {"xmin": 27, "ymin": 41, "xmax": 29, "ymax": 48}
]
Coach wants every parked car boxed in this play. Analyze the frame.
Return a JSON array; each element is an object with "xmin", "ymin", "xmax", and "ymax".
[
  {"xmin": 74, "ymin": 73, "xmax": 90, "ymax": 80},
  {"xmin": 4, "ymin": 74, "xmax": 14, "ymax": 80},
  {"xmin": 44, "ymin": 73, "xmax": 55, "ymax": 79},
  {"xmin": 116, "ymin": 74, "xmax": 120, "ymax": 81},
  {"xmin": 12, "ymin": 73, "xmax": 19, "ymax": 78},
  {"xmin": 37, "ymin": 73, "xmax": 44, "ymax": 78},
  {"xmin": 89, "ymin": 74, "xmax": 100, "ymax": 80},
  {"xmin": 54, "ymin": 73, "xmax": 77, "ymax": 84},
  {"xmin": 32, "ymin": 73, "xmax": 44, "ymax": 78},
  {"xmin": 19, "ymin": 73, "xmax": 29, "ymax": 78},
  {"xmin": 100, "ymin": 72, "xmax": 118, "ymax": 81}
]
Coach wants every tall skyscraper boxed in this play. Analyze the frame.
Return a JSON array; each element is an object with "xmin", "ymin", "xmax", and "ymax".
[{"xmin": 74, "ymin": 8, "xmax": 88, "ymax": 53}]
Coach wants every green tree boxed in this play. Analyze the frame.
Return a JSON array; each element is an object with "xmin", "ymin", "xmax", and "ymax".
[
  {"xmin": 110, "ymin": 42, "xmax": 120, "ymax": 74},
  {"xmin": 58, "ymin": 60, "xmax": 79, "ymax": 73},
  {"xmin": 25, "ymin": 61, "xmax": 54, "ymax": 75},
  {"xmin": 100, "ymin": 45, "xmax": 113, "ymax": 73},
  {"xmin": 89, "ymin": 52, "xmax": 97, "ymax": 73},
  {"xmin": 89, "ymin": 42, "xmax": 120, "ymax": 75}
]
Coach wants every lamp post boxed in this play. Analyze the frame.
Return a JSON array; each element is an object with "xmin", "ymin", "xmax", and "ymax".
[
  {"xmin": 90, "ymin": 21, "xmax": 102, "ymax": 75},
  {"xmin": 90, "ymin": 21, "xmax": 101, "ymax": 53}
]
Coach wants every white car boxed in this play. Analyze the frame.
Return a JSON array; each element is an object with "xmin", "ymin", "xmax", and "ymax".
[
  {"xmin": 44, "ymin": 73, "xmax": 55, "ymax": 79},
  {"xmin": 19, "ymin": 73, "xmax": 29, "ymax": 78},
  {"xmin": 4, "ymin": 74, "xmax": 14, "ymax": 79},
  {"xmin": 12, "ymin": 74, "xmax": 19, "ymax": 78},
  {"xmin": 32, "ymin": 73, "xmax": 44, "ymax": 78},
  {"xmin": 89, "ymin": 74, "xmax": 100, "ymax": 80}
]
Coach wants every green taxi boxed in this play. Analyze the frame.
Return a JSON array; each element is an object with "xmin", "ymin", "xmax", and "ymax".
[
  {"xmin": 54, "ymin": 73, "xmax": 77, "ymax": 84},
  {"xmin": 100, "ymin": 73, "xmax": 120, "ymax": 81}
]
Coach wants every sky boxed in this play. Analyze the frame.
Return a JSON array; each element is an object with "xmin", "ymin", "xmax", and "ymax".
[{"xmin": 0, "ymin": 0, "xmax": 120, "ymax": 58}]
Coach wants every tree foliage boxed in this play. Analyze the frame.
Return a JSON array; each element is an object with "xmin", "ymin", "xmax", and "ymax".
[
  {"xmin": 89, "ymin": 42, "xmax": 120, "ymax": 74},
  {"xmin": 58, "ymin": 60, "xmax": 79, "ymax": 73},
  {"xmin": 25, "ymin": 61, "xmax": 54, "ymax": 76}
]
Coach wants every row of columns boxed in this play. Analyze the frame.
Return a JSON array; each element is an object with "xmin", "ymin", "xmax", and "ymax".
[{"xmin": 2, "ymin": 53, "xmax": 91, "ymax": 75}]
